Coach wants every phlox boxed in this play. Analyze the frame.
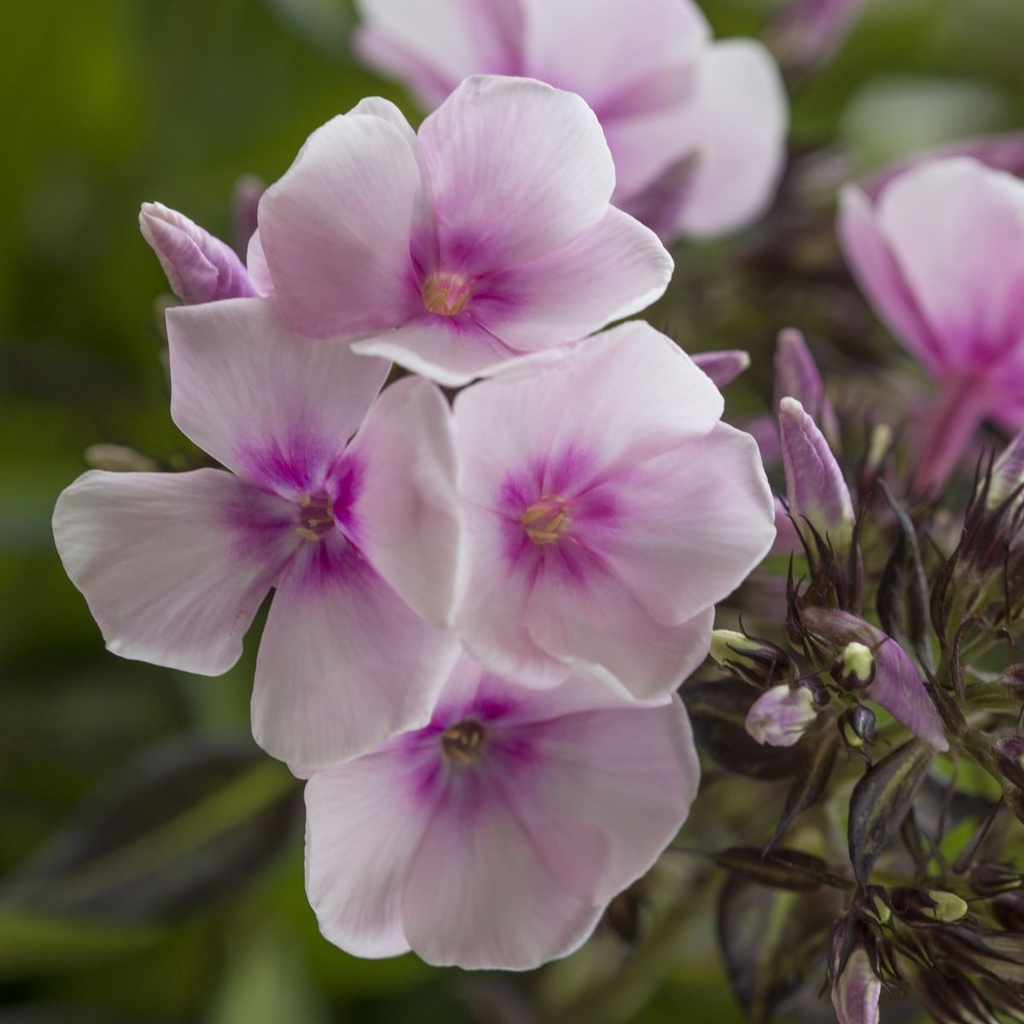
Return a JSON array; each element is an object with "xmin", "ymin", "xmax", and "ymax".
[
  {"xmin": 304, "ymin": 651, "xmax": 700, "ymax": 970},
  {"xmin": 251, "ymin": 75, "xmax": 673, "ymax": 385},
  {"xmin": 451, "ymin": 321, "xmax": 777, "ymax": 699},
  {"xmin": 53, "ymin": 297, "xmax": 462, "ymax": 770}
]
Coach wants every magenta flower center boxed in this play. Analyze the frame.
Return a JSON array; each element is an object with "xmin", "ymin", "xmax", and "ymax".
[
  {"xmin": 441, "ymin": 719, "xmax": 487, "ymax": 766},
  {"xmin": 522, "ymin": 496, "xmax": 570, "ymax": 545},
  {"xmin": 295, "ymin": 490, "xmax": 335, "ymax": 542},
  {"xmin": 421, "ymin": 270, "xmax": 472, "ymax": 316}
]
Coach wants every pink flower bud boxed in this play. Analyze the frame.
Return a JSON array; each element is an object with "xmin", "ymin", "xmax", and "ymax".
[
  {"xmin": 139, "ymin": 202, "xmax": 256, "ymax": 305},
  {"xmin": 744, "ymin": 684, "xmax": 819, "ymax": 746},
  {"xmin": 779, "ymin": 396, "xmax": 854, "ymax": 555},
  {"xmin": 831, "ymin": 947, "xmax": 881, "ymax": 1024}
]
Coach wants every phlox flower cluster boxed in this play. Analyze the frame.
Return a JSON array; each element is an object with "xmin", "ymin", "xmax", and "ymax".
[{"xmin": 53, "ymin": 63, "xmax": 777, "ymax": 968}]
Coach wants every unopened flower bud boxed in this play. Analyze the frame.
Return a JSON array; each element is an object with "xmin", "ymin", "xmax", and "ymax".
[
  {"xmin": 691, "ymin": 349, "xmax": 750, "ymax": 388},
  {"xmin": 84, "ymin": 444, "xmax": 159, "ymax": 473},
  {"xmin": 969, "ymin": 861, "xmax": 1023, "ymax": 897},
  {"xmin": 709, "ymin": 629, "xmax": 790, "ymax": 687},
  {"xmin": 140, "ymin": 202, "xmax": 257, "ymax": 305},
  {"xmin": 831, "ymin": 947, "xmax": 881, "ymax": 1024},
  {"xmin": 745, "ymin": 684, "xmax": 819, "ymax": 747},
  {"xmin": 840, "ymin": 704, "xmax": 876, "ymax": 749},
  {"xmin": 774, "ymin": 329, "xmax": 840, "ymax": 449},
  {"xmin": 779, "ymin": 397, "xmax": 854, "ymax": 556},
  {"xmin": 986, "ymin": 431, "xmax": 1024, "ymax": 509},
  {"xmin": 891, "ymin": 886, "xmax": 969, "ymax": 925},
  {"xmin": 858, "ymin": 887, "xmax": 891, "ymax": 926}
]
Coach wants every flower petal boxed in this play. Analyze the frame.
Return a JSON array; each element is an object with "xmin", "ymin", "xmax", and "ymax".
[
  {"xmin": 872, "ymin": 158, "xmax": 1024, "ymax": 373},
  {"xmin": 520, "ymin": 0, "xmax": 707, "ymax": 112},
  {"xmin": 591, "ymin": 422, "xmax": 776, "ymax": 627},
  {"xmin": 167, "ymin": 296, "xmax": 389, "ymax": 481},
  {"xmin": 470, "ymin": 208, "xmax": 673, "ymax": 351},
  {"xmin": 673, "ymin": 40, "xmax": 788, "ymax": 238},
  {"xmin": 351, "ymin": 315, "xmax": 527, "ymax": 387},
  {"xmin": 400, "ymin": 784, "xmax": 604, "ymax": 970},
  {"xmin": 525, "ymin": 563, "xmax": 716, "ymax": 701},
  {"xmin": 52, "ymin": 469, "xmax": 288, "ymax": 675},
  {"xmin": 305, "ymin": 751, "xmax": 431, "ymax": 958},
  {"xmin": 452, "ymin": 323, "xmax": 725, "ymax": 482},
  {"xmin": 252, "ymin": 540, "xmax": 460, "ymax": 769},
  {"xmin": 837, "ymin": 184, "xmax": 950, "ymax": 378},
  {"xmin": 353, "ymin": 0, "xmax": 523, "ymax": 107},
  {"xmin": 346, "ymin": 376, "xmax": 463, "ymax": 625},
  {"xmin": 514, "ymin": 689, "xmax": 700, "ymax": 902},
  {"xmin": 257, "ymin": 112, "xmax": 424, "ymax": 339},
  {"xmin": 418, "ymin": 76, "xmax": 615, "ymax": 273}
]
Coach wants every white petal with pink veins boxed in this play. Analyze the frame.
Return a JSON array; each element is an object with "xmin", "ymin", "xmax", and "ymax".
[
  {"xmin": 252, "ymin": 539, "xmax": 460, "ymax": 770},
  {"xmin": 167, "ymin": 297, "xmax": 389, "ymax": 482},
  {"xmin": 53, "ymin": 469, "xmax": 291, "ymax": 676},
  {"xmin": 258, "ymin": 112, "xmax": 423, "ymax": 339},
  {"xmin": 418, "ymin": 77, "xmax": 615, "ymax": 274},
  {"xmin": 346, "ymin": 376, "xmax": 464, "ymax": 626}
]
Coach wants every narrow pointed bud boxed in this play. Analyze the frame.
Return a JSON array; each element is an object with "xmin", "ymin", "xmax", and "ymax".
[
  {"xmin": 139, "ymin": 202, "xmax": 257, "ymax": 305},
  {"xmin": 709, "ymin": 628, "xmax": 790, "ymax": 687},
  {"xmin": 744, "ymin": 683, "xmax": 820, "ymax": 746},
  {"xmin": 691, "ymin": 350, "xmax": 751, "ymax": 389},
  {"xmin": 831, "ymin": 947, "xmax": 881, "ymax": 1024},
  {"xmin": 774, "ymin": 329, "xmax": 841, "ymax": 449},
  {"xmin": 779, "ymin": 396, "xmax": 854, "ymax": 555},
  {"xmin": 986, "ymin": 431, "xmax": 1024, "ymax": 509}
]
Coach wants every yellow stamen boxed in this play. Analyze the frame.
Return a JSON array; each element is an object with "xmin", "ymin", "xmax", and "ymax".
[
  {"xmin": 421, "ymin": 271, "xmax": 471, "ymax": 316},
  {"xmin": 441, "ymin": 720, "xmax": 487, "ymax": 766},
  {"xmin": 522, "ymin": 496, "xmax": 570, "ymax": 545}
]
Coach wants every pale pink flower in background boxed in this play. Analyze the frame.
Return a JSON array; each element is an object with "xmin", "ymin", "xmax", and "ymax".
[
  {"xmin": 771, "ymin": 0, "xmax": 868, "ymax": 72},
  {"xmin": 53, "ymin": 297, "xmax": 462, "ymax": 770},
  {"xmin": 352, "ymin": 0, "xmax": 788, "ymax": 242},
  {"xmin": 745, "ymin": 683, "xmax": 820, "ymax": 746},
  {"xmin": 252, "ymin": 76, "xmax": 672, "ymax": 386},
  {"xmin": 140, "ymin": 202, "xmax": 259, "ymax": 305},
  {"xmin": 838, "ymin": 157, "xmax": 1024, "ymax": 491},
  {"xmin": 304, "ymin": 652, "xmax": 700, "ymax": 970},
  {"xmin": 451, "ymin": 321, "xmax": 777, "ymax": 699}
]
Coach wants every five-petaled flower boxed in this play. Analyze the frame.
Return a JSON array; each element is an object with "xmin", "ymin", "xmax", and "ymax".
[
  {"xmin": 304, "ymin": 652, "xmax": 700, "ymax": 969},
  {"xmin": 53, "ymin": 297, "xmax": 463, "ymax": 770},
  {"xmin": 451, "ymin": 321, "xmax": 777, "ymax": 699},
  {"xmin": 251, "ymin": 75, "xmax": 673, "ymax": 386}
]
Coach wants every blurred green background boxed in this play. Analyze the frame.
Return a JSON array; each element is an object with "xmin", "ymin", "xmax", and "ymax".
[{"xmin": 3, "ymin": 0, "xmax": 1024, "ymax": 1020}]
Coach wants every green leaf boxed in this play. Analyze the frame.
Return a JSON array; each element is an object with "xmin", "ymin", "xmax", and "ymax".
[
  {"xmin": 848, "ymin": 738, "xmax": 935, "ymax": 888},
  {"xmin": 717, "ymin": 873, "xmax": 838, "ymax": 1024},
  {"xmin": 2, "ymin": 736, "xmax": 302, "ymax": 922},
  {"xmin": 709, "ymin": 847, "xmax": 853, "ymax": 892}
]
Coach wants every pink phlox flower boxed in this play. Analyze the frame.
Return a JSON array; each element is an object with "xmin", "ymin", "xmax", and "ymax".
[
  {"xmin": 139, "ymin": 201, "xmax": 261, "ymax": 305},
  {"xmin": 251, "ymin": 77, "xmax": 673, "ymax": 386},
  {"xmin": 451, "ymin": 321, "xmax": 777, "ymax": 700},
  {"xmin": 838, "ymin": 156, "xmax": 1024, "ymax": 491},
  {"xmin": 52, "ymin": 297, "xmax": 463, "ymax": 770},
  {"xmin": 351, "ymin": 0, "xmax": 788, "ymax": 243},
  {"xmin": 303, "ymin": 651, "xmax": 700, "ymax": 970}
]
